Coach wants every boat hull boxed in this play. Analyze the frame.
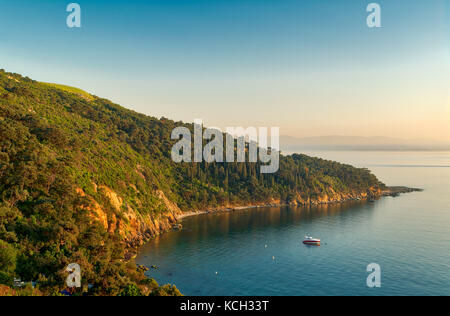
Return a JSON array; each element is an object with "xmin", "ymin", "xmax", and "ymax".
[{"xmin": 303, "ymin": 240, "xmax": 321, "ymax": 245}]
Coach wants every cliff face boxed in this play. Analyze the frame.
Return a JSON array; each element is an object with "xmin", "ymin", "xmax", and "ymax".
[{"xmin": 76, "ymin": 186, "xmax": 182, "ymax": 248}]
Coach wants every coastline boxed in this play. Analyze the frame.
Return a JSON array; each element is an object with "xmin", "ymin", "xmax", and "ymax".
[
  {"xmin": 176, "ymin": 204, "xmax": 287, "ymax": 221},
  {"xmin": 175, "ymin": 186, "xmax": 423, "ymax": 222}
]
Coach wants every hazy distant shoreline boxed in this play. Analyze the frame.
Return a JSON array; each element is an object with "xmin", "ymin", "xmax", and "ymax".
[
  {"xmin": 280, "ymin": 135, "xmax": 450, "ymax": 153},
  {"xmin": 283, "ymin": 148, "xmax": 450, "ymax": 152}
]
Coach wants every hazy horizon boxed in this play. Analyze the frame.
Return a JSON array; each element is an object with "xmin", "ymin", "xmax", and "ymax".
[
  {"xmin": 280, "ymin": 134, "xmax": 450, "ymax": 144},
  {"xmin": 1, "ymin": 0, "xmax": 449, "ymax": 141},
  {"xmin": 279, "ymin": 135, "xmax": 450, "ymax": 152}
]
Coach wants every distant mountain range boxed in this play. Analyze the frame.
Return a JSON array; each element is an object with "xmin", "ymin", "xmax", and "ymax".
[{"xmin": 280, "ymin": 135, "xmax": 450, "ymax": 152}]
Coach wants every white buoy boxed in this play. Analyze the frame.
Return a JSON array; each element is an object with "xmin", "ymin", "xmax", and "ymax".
[{"xmin": 272, "ymin": 256, "xmax": 275, "ymax": 260}]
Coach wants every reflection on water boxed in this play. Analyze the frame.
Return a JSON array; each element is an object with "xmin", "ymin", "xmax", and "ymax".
[
  {"xmin": 137, "ymin": 152, "xmax": 450, "ymax": 296},
  {"xmin": 145, "ymin": 201, "xmax": 376, "ymax": 258},
  {"xmin": 177, "ymin": 202, "xmax": 374, "ymax": 240}
]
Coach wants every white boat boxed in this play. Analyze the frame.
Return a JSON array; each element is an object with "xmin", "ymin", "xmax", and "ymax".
[{"xmin": 303, "ymin": 235, "xmax": 321, "ymax": 245}]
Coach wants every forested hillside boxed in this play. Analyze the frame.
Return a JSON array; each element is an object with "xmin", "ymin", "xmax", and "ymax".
[{"xmin": 0, "ymin": 70, "xmax": 384, "ymax": 295}]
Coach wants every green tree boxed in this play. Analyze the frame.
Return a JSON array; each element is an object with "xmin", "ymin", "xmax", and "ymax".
[
  {"xmin": 120, "ymin": 283, "xmax": 143, "ymax": 296},
  {"xmin": 0, "ymin": 240, "xmax": 15, "ymax": 273}
]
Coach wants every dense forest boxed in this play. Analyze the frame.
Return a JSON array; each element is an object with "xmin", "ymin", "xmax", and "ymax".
[{"xmin": 0, "ymin": 70, "xmax": 384, "ymax": 295}]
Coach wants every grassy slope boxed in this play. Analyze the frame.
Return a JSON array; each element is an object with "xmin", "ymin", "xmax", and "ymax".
[{"xmin": 40, "ymin": 82, "xmax": 94, "ymax": 101}]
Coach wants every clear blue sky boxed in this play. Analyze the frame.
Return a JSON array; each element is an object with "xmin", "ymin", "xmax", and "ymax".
[{"xmin": 1, "ymin": 0, "xmax": 448, "ymax": 140}]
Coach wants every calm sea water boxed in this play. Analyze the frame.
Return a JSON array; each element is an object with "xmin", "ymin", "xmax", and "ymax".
[{"xmin": 137, "ymin": 151, "xmax": 450, "ymax": 296}]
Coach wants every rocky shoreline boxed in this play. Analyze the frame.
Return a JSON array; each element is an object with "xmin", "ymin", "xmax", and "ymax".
[
  {"xmin": 176, "ymin": 186, "xmax": 423, "ymax": 221},
  {"xmin": 382, "ymin": 186, "xmax": 423, "ymax": 197}
]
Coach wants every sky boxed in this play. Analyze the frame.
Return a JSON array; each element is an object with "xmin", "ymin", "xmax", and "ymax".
[{"xmin": 0, "ymin": 0, "xmax": 449, "ymax": 141}]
